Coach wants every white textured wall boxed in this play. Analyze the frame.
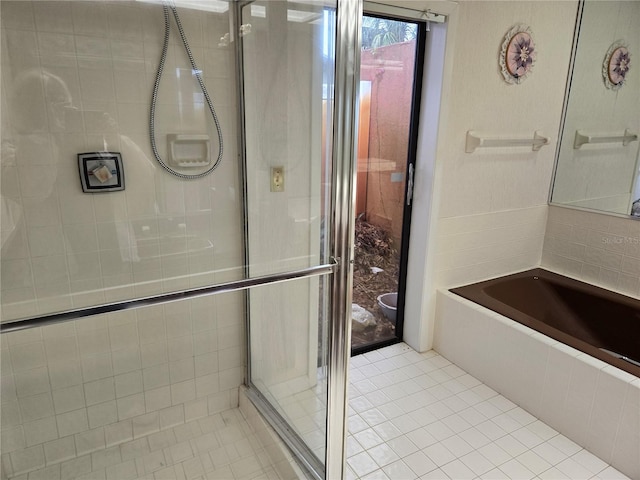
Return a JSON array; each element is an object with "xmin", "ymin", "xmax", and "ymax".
[
  {"xmin": 408, "ymin": 0, "xmax": 579, "ymax": 351},
  {"xmin": 0, "ymin": 2, "xmax": 245, "ymax": 478},
  {"xmin": 551, "ymin": 1, "xmax": 640, "ymax": 214}
]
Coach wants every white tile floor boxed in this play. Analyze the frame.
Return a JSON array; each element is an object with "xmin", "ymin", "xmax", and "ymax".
[
  {"xmin": 346, "ymin": 343, "xmax": 630, "ymax": 480},
  {"xmin": 9, "ymin": 409, "xmax": 281, "ymax": 480},
  {"xmin": 8, "ymin": 342, "xmax": 632, "ymax": 480}
]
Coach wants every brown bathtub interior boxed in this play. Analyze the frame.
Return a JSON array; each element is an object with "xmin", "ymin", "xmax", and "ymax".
[{"xmin": 450, "ymin": 268, "xmax": 640, "ymax": 378}]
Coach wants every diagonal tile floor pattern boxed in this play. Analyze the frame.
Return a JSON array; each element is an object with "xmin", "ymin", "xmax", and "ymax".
[{"xmin": 346, "ymin": 343, "xmax": 630, "ymax": 480}]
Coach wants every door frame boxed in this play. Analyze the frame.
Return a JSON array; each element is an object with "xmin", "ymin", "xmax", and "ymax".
[{"xmin": 351, "ymin": 8, "xmax": 427, "ymax": 356}]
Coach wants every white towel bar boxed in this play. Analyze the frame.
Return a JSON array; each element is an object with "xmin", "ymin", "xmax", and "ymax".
[
  {"xmin": 574, "ymin": 129, "xmax": 638, "ymax": 149},
  {"xmin": 465, "ymin": 130, "xmax": 550, "ymax": 153}
]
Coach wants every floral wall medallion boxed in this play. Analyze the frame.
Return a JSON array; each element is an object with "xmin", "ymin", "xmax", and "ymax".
[
  {"xmin": 603, "ymin": 40, "xmax": 631, "ymax": 90},
  {"xmin": 500, "ymin": 24, "xmax": 536, "ymax": 84}
]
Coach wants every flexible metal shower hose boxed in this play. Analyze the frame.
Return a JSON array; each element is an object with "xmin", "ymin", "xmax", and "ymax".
[{"xmin": 150, "ymin": 4, "xmax": 224, "ymax": 179}]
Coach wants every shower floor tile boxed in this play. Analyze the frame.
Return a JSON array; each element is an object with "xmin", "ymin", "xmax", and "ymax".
[
  {"xmin": 347, "ymin": 343, "xmax": 630, "ymax": 480},
  {"xmin": 10, "ymin": 409, "xmax": 280, "ymax": 480}
]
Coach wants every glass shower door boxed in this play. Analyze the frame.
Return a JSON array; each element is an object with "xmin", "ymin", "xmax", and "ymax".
[
  {"xmin": 239, "ymin": 0, "xmax": 337, "ymax": 475},
  {"xmin": 238, "ymin": 0, "xmax": 364, "ymax": 476}
]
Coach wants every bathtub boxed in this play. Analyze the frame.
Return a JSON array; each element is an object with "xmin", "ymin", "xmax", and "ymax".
[
  {"xmin": 451, "ymin": 268, "xmax": 640, "ymax": 377},
  {"xmin": 434, "ymin": 268, "xmax": 639, "ymax": 479}
]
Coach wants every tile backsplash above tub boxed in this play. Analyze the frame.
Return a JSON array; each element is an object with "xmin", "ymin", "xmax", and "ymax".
[
  {"xmin": 435, "ymin": 205, "xmax": 549, "ymax": 289},
  {"xmin": 542, "ymin": 205, "xmax": 640, "ymax": 299}
]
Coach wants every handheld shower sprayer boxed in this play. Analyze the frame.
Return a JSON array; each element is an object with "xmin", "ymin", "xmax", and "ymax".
[{"xmin": 150, "ymin": 2, "xmax": 224, "ymax": 179}]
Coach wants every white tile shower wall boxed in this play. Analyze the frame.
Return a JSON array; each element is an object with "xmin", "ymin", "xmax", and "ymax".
[
  {"xmin": 433, "ymin": 290, "xmax": 640, "ymax": 479},
  {"xmin": 0, "ymin": 295, "xmax": 244, "ymax": 479},
  {"xmin": 0, "ymin": 0, "xmax": 242, "ymax": 320},
  {"xmin": 542, "ymin": 205, "xmax": 640, "ymax": 299},
  {"xmin": 0, "ymin": 2, "xmax": 246, "ymax": 476}
]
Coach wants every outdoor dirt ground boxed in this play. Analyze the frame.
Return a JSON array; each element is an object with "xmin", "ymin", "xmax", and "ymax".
[{"xmin": 351, "ymin": 220, "xmax": 399, "ymax": 349}]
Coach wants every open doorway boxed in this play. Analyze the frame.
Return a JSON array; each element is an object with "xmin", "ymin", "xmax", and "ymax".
[{"xmin": 351, "ymin": 12, "xmax": 426, "ymax": 354}]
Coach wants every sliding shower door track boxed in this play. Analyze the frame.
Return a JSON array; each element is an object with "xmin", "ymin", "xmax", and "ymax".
[
  {"xmin": 0, "ymin": 260, "xmax": 338, "ymax": 334},
  {"xmin": 244, "ymin": 386, "xmax": 324, "ymax": 480}
]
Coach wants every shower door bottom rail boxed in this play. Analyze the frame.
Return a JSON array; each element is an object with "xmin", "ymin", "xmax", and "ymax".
[
  {"xmin": 0, "ymin": 260, "xmax": 339, "ymax": 334},
  {"xmin": 244, "ymin": 386, "xmax": 324, "ymax": 480}
]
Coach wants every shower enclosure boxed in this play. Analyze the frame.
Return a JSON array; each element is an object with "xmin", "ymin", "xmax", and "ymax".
[{"xmin": 0, "ymin": 1, "xmax": 360, "ymax": 479}]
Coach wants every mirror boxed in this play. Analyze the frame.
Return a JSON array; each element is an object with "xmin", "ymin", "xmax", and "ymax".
[{"xmin": 551, "ymin": 0, "xmax": 640, "ymax": 217}]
